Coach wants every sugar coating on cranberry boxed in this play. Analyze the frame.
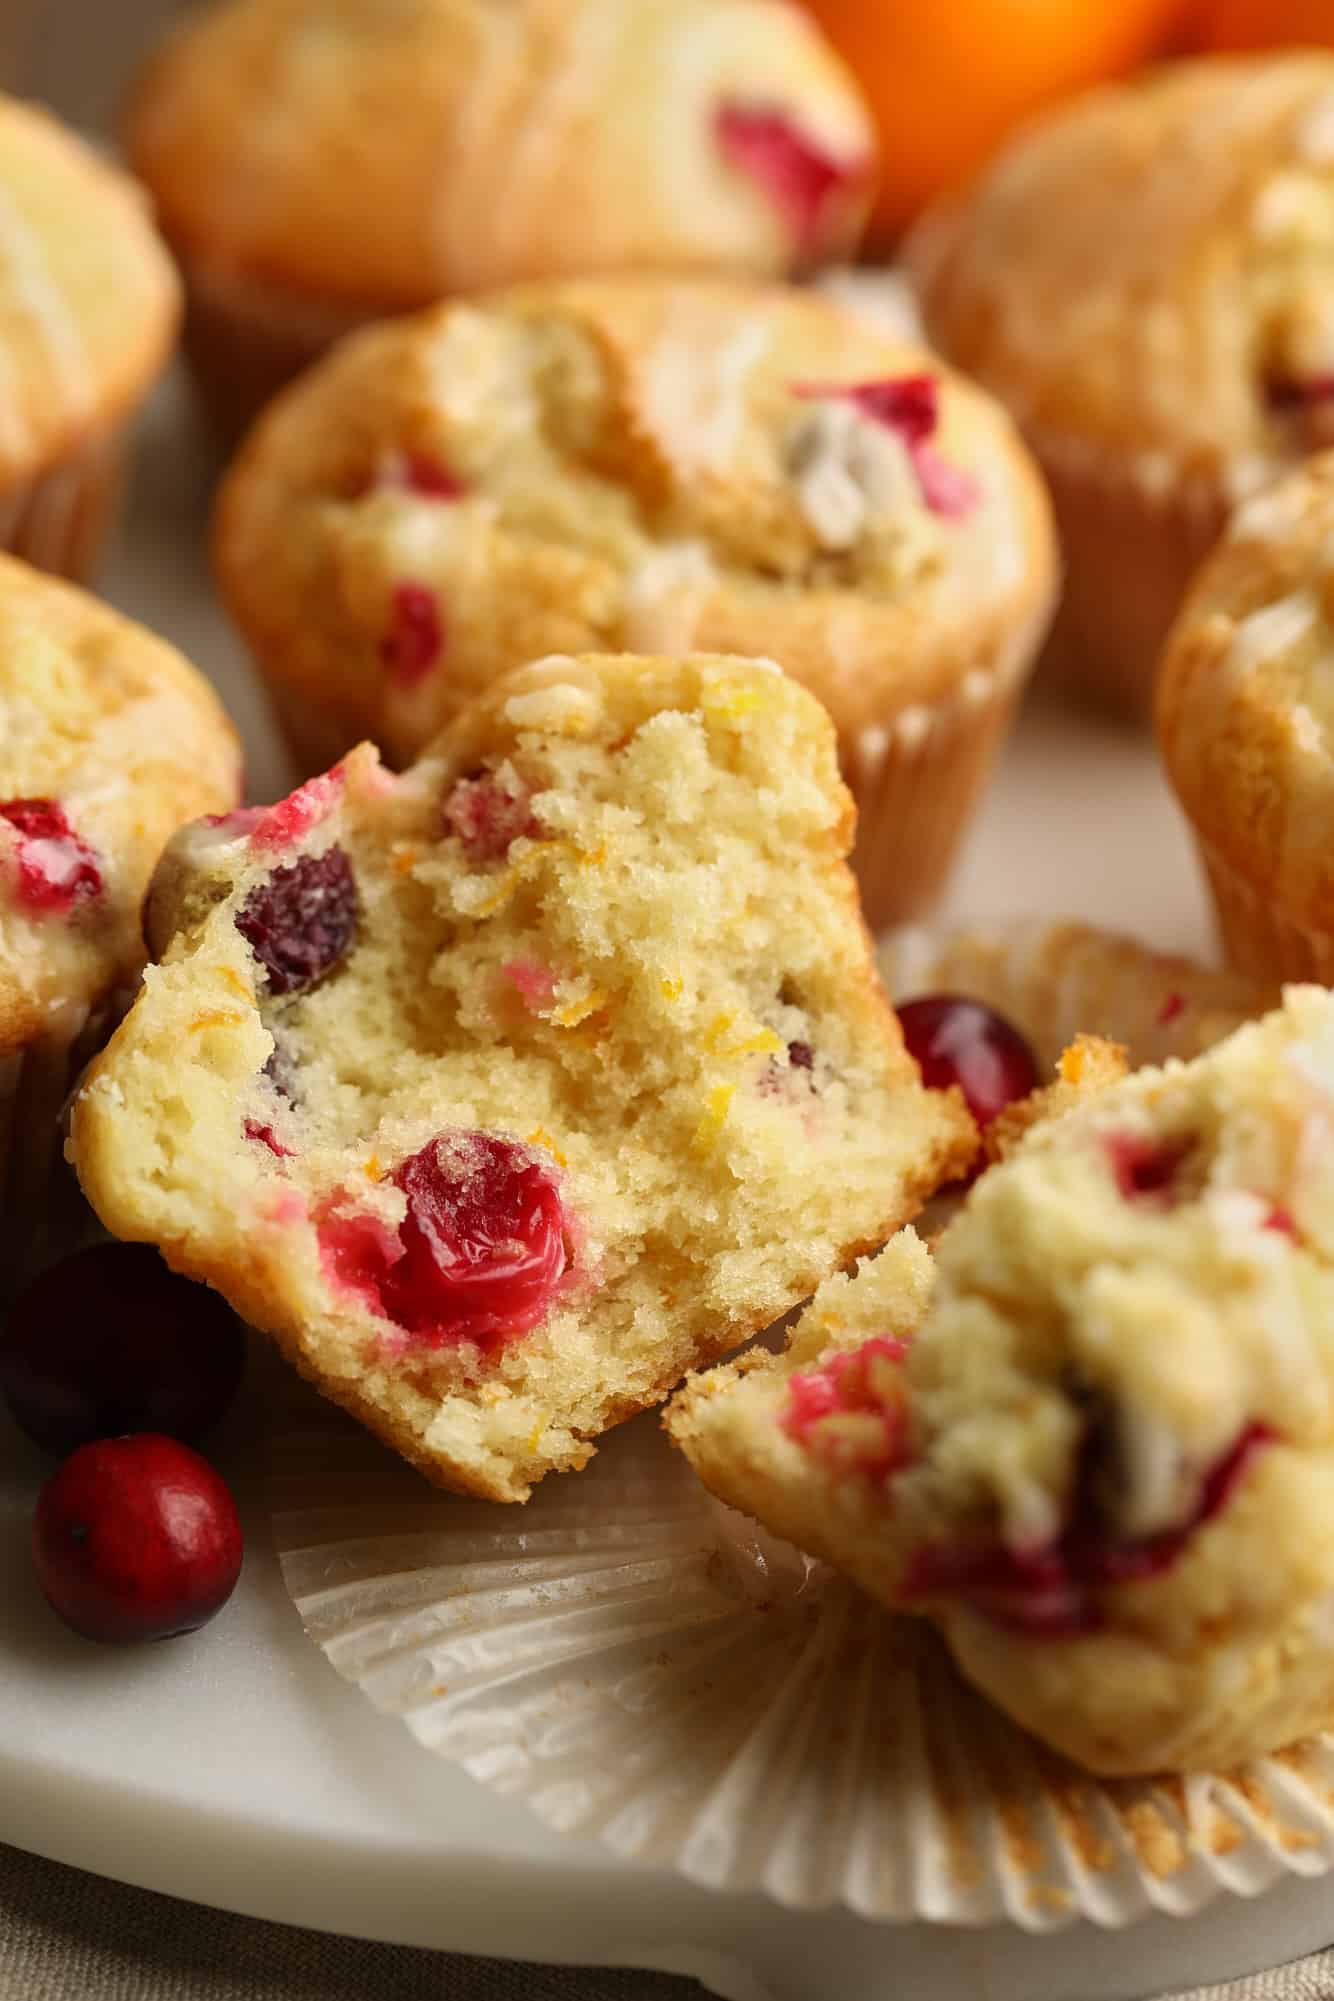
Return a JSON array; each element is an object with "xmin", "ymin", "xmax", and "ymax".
[
  {"xmin": 1, "ymin": 1244, "xmax": 245, "ymax": 1456},
  {"xmin": 317, "ymin": 1133, "xmax": 568, "ymax": 1352},
  {"xmin": 714, "ymin": 102, "xmax": 867, "ymax": 256},
  {"xmin": 903, "ymin": 1419, "xmax": 1274, "ymax": 1637},
  {"xmin": 249, "ymin": 767, "xmax": 345, "ymax": 852},
  {"xmin": 897, "ymin": 995, "xmax": 1039, "ymax": 1130},
  {"xmin": 443, "ymin": 770, "xmax": 536, "ymax": 862},
  {"xmin": 382, "ymin": 582, "xmax": 444, "ymax": 688},
  {"xmin": 793, "ymin": 376, "xmax": 981, "ymax": 519},
  {"xmin": 236, "ymin": 846, "xmax": 358, "ymax": 996},
  {"xmin": 32, "ymin": 1433, "xmax": 244, "ymax": 1645},
  {"xmin": 783, "ymin": 1336, "xmax": 911, "ymax": 1481},
  {"xmin": 0, "ymin": 798, "xmax": 103, "ymax": 915}
]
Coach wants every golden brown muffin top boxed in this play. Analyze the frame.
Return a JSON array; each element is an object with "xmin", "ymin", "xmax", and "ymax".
[
  {"xmin": 909, "ymin": 55, "xmax": 1334, "ymax": 494},
  {"xmin": 126, "ymin": 0, "xmax": 875, "ymax": 308},
  {"xmin": 1158, "ymin": 450, "xmax": 1334, "ymax": 928},
  {"xmin": 215, "ymin": 275, "xmax": 1056, "ymax": 764},
  {"xmin": 0, "ymin": 95, "xmax": 180, "ymax": 486},
  {"xmin": 0, "ymin": 555, "xmax": 241, "ymax": 1051}
]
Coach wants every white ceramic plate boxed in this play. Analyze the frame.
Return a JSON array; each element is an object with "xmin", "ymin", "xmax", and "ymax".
[{"xmin": 6, "ymin": 382, "xmax": 1334, "ymax": 1998}]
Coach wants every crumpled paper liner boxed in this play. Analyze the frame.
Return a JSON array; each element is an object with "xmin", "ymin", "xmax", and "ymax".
[{"xmin": 269, "ymin": 919, "xmax": 1325, "ymax": 1931}]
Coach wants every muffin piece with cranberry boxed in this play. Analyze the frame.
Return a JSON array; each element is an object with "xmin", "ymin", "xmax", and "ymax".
[
  {"xmin": 70, "ymin": 652, "xmax": 974, "ymax": 1504},
  {"xmin": 126, "ymin": 0, "xmax": 875, "ymax": 438},
  {"xmin": 215, "ymin": 275, "xmax": 1056, "ymax": 928},
  {"xmin": 0, "ymin": 555, "xmax": 241, "ymax": 1283},
  {"xmin": 674, "ymin": 990, "xmax": 1334, "ymax": 1774}
]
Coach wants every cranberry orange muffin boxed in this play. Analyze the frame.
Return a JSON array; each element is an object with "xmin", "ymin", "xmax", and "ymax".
[
  {"xmin": 908, "ymin": 54, "xmax": 1334, "ymax": 717},
  {"xmin": 0, "ymin": 96, "xmax": 180, "ymax": 581},
  {"xmin": 70, "ymin": 653, "xmax": 975, "ymax": 1503},
  {"xmin": 0, "ymin": 556, "xmax": 240, "ymax": 1283},
  {"xmin": 673, "ymin": 991, "xmax": 1334, "ymax": 1775},
  {"xmin": 1159, "ymin": 452, "xmax": 1334, "ymax": 982},
  {"xmin": 125, "ymin": 0, "xmax": 875, "ymax": 439},
  {"xmin": 216, "ymin": 277, "xmax": 1057, "ymax": 929}
]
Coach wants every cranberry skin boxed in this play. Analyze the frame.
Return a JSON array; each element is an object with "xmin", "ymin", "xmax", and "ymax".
[
  {"xmin": 383, "ymin": 1134, "xmax": 567, "ymax": 1348},
  {"xmin": 713, "ymin": 102, "xmax": 868, "ymax": 257},
  {"xmin": 33, "ymin": 1434, "xmax": 243, "ymax": 1644},
  {"xmin": 236, "ymin": 846, "xmax": 359, "ymax": 995},
  {"xmin": 897, "ymin": 995, "xmax": 1039, "ymax": 1129},
  {"xmin": 0, "ymin": 798, "xmax": 102, "ymax": 914},
  {"xmin": 0, "ymin": 1244, "xmax": 246, "ymax": 1456}
]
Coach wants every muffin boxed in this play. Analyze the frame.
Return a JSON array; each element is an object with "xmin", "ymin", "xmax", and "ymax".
[
  {"xmin": 1158, "ymin": 452, "xmax": 1334, "ymax": 982},
  {"xmin": 0, "ymin": 95, "xmax": 180, "ymax": 581},
  {"xmin": 215, "ymin": 277, "xmax": 1057, "ymax": 930},
  {"xmin": 908, "ymin": 53, "xmax": 1334, "ymax": 718},
  {"xmin": 125, "ymin": 0, "xmax": 876, "ymax": 440},
  {"xmin": 70, "ymin": 652, "xmax": 976, "ymax": 1503},
  {"xmin": 672, "ymin": 990, "xmax": 1334, "ymax": 1776},
  {"xmin": 0, "ymin": 555, "xmax": 241, "ymax": 1284}
]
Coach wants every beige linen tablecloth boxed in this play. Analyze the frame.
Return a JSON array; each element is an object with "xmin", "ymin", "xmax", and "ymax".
[{"xmin": 1, "ymin": 1840, "xmax": 1330, "ymax": 2001}]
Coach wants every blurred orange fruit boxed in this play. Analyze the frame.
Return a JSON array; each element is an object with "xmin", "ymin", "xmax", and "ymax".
[
  {"xmin": 1192, "ymin": 0, "xmax": 1334, "ymax": 50},
  {"xmin": 801, "ymin": 0, "xmax": 1185, "ymax": 245}
]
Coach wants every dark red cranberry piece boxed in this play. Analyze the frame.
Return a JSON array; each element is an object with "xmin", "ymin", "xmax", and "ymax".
[
  {"xmin": 0, "ymin": 1245, "xmax": 245, "ymax": 1456},
  {"xmin": 897, "ymin": 995, "xmax": 1039, "ymax": 1129},
  {"xmin": 1266, "ymin": 373, "xmax": 1334, "ymax": 411},
  {"xmin": 787, "ymin": 1040, "xmax": 814, "ymax": 1070},
  {"xmin": 263, "ymin": 1042, "xmax": 299, "ymax": 1103},
  {"xmin": 384, "ymin": 1134, "xmax": 567, "ymax": 1348},
  {"xmin": 714, "ymin": 102, "xmax": 867, "ymax": 257},
  {"xmin": 903, "ymin": 1418, "xmax": 1274, "ymax": 1637},
  {"xmin": 244, "ymin": 1120, "xmax": 293, "ymax": 1159},
  {"xmin": 1103, "ymin": 1132, "xmax": 1193, "ymax": 1206},
  {"xmin": 393, "ymin": 452, "xmax": 466, "ymax": 500},
  {"xmin": 381, "ymin": 582, "xmax": 444, "ymax": 688},
  {"xmin": 1156, "ymin": 991, "xmax": 1187, "ymax": 1028},
  {"xmin": 0, "ymin": 798, "xmax": 102, "ymax": 914},
  {"xmin": 443, "ymin": 770, "xmax": 535, "ymax": 862},
  {"xmin": 32, "ymin": 1433, "xmax": 243, "ymax": 1644},
  {"xmin": 318, "ymin": 1134, "xmax": 568, "ymax": 1351},
  {"xmin": 236, "ymin": 846, "xmax": 358, "ymax": 996}
]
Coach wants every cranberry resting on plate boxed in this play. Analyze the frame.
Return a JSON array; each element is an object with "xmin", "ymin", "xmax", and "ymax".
[
  {"xmin": 69, "ymin": 653, "xmax": 974, "ymax": 1504},
  {"xmin": 670, "ymin": 991, "xmax": 1334, "ymax": 1777}
]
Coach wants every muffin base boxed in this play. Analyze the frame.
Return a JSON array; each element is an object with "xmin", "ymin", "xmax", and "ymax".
[
  {"xmin": 0, "ymin": 429, "xmax": 127, "ymax": 584},
  {"xmin": 1031, "ymin": 430, "xmax": 1230, "ymax": 723},
  {"xmin": 846, "ymin": 616, "xmax": 1045, "ymax": 933},
  {"xmin": 179, "ymin": 252, "xmax": 383, "ymax": 445},
  {"xmin": 1198, "ymin": 838, "xmax": 1334, "ymax": 983}
]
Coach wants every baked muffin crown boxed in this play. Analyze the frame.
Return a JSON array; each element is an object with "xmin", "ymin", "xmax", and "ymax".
[
  {"xmin": 909, "ymin": 53, "xmax": 1334, "ymax": 489},
  {"xmin": 0, "ymin": 96, "xmax": 180, "ymax": 487},
  {"xmin": 127, "ymin": 0, "xmax": 875, "ymax": 308},
  {"xmin": 215, "ymin": 274, "xmax": 1056, "ymax": 764},
  {"xmin": 1158, "ymin": 450, "xmax": 1334, "ymax": 930},
  {"xmin": 0, "ymin": 556, "xmax": 242, "ymax": 1049},
  {"xmin": 70, "ymin": 650, "xmax": 974, "ymax": 1502}
]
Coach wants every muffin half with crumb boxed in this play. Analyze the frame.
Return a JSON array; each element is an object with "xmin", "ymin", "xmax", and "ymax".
[{"xmin": 70, "ymin": 652, "xmax": 975, "ymax": 1502}]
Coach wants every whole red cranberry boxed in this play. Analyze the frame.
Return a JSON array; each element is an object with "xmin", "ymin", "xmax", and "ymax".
[
  {"xmin": 1, "ymin": 1244, "xmax": 245, "ymax": 1455},
  {"xmin": 33, "ymin": 1434, "xmax": 243, "ymax": 1644},
  {"xmin": 896, "ymin": 995, "xmax": 1039, "ymax": 1129},
  {"xmin": 235, "ymin": 845, "xmax": 359, "ymax": 995}
]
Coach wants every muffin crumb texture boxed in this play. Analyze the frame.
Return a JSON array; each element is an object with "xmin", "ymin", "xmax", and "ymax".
[
  {"xmin": 72, "ymin": 652, "xmax": 973, "ymax": 1502},
  {"xmin": 672, "ymin": 990, "xmax": 1334, "ymax": 1774}
]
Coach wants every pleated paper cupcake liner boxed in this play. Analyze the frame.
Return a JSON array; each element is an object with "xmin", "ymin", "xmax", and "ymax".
[
  {"xmin": 0, "ymin": 427, "xmax": 126, "ymax": 584},
  {"xmin": 879, "ymin": 915, "xmax": 1277, "ymax": 1072},
  {"xmin": 0, "ymin": 995, "xmax": 120, "ymax": 1297},
  {"xmin": 269, "ymin": 1387, "xmax": 1334, "ymax": 1931},
  {"xmin": 267, "ymin": 917, "xmax": 1317, "ymax": 1929}
]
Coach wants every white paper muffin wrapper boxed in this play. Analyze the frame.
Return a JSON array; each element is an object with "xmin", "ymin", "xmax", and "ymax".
[
  {"xmin": 0, "ymin": 428, "xmax": 126, "ymax": 584},
  {"xmin": 268, "ymin": 919, "xmax": 1320, "ymax": 1931}
]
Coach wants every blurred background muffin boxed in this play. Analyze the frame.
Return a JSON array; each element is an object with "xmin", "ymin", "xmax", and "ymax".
[
  {"xmin": 908, "ymin": 53, "xmax": 1334, "ymax": 719},
  {"xmin": 215, "ymin": 275, "xmax": 1057, "ymax": 930},
  {"xmin": 124, "ymin": 0, "xmax": 876, "ymax": 442},
  {"xmin": 0, "ymin": 92, "xmax": 179, "ymax": 582}
]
